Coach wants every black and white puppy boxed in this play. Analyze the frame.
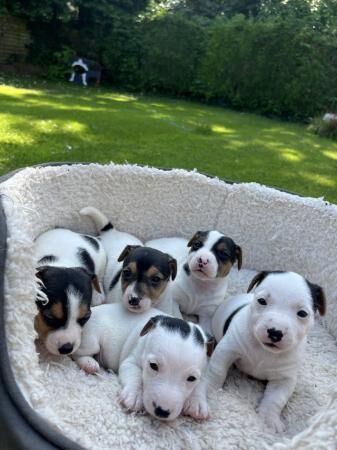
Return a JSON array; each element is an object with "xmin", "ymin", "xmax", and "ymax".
[
  {"xmin": 34, "ymin": 228, "xmax": 107, "ymax": 356},
  {"xmin": 73, "ymin": 303, "xmax": 214, "ymax": 421},
  {"xmin": 146, "ymin": 230, "xmax": 242, "ymax": 332},
  {"xmin": 80, "ymin": 207, "xmax": 179, "ymax": 315},
  {"xmin": 198, "ymin": 271, "xmax": 326, "ymax": 432}
]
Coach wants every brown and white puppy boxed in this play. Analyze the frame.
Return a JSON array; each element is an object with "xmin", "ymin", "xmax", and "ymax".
[
  {"xmin": 34, "ymin": 228, "xmax": 107, "ymax": 356},
  {"xmin": 111, "ymin": 245, "xmax": 179, "ymax": 315},
  {"xmin": 146, "ymin": 230, "xmax": 242, "ymax": 333}
]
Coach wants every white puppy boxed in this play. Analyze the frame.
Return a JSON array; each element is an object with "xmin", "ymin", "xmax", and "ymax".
[
  {"xmin": 200, "ymin": 271, "xmax": 326, "ymax": 432},
  {"xmin": 34, "ymin": 228, "xmax": 107, "ymax": 355},
  {"xmin": 146, "ymin": 230, "xmax": 242, "ymax": 332},
  {"xmin": 73, "ymin": 303, "xmax": 214, "ymax": 421}
]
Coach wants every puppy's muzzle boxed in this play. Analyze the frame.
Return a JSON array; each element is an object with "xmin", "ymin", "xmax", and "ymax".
[
  {"xmin": 198, "ymin": 256, "xmax": 210, "ymax": 268},
  {"xmin": 58, "ymin": 342, "xmax": 74, "ymax": 354},
  {"xmin": 128, "ymin": 295, "xmax": 141, "ymax": 307},
  {"xmin": 267, "ymin": 328, "xmax": 283, "ymax": 343},
  {"xmin": 153, "ymin": 402, "xmax": 170, "ymax": 419}
]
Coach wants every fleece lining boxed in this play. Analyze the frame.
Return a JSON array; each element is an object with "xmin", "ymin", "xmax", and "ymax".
[{"xmin": 1, "ymin": 164, "xmax": 336, "ymax": 450}]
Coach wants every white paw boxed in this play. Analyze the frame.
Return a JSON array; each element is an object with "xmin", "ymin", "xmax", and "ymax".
[
  {"xmin": 77, "ymin": 356, "xmax": 100, "ymax": 374},
  {"xmin": 119, "ymin": 386, "xmax": 143, "ymax": 412},
  {"xmin": 258, "ymin": 410, "xmax": 285, "ymax": 433},
  {"xmin": 183, "ymin": 395, "xmax": 209, "ymax": 420},
  {"xmin": 92, "ymin": 291, "xmax": 105, "ymax": 306}
]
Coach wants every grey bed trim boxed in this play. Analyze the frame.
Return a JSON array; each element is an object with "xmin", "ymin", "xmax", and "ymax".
[{"xmin": 0, "ymin": 161, "xmax": 304, "ymax": 450}]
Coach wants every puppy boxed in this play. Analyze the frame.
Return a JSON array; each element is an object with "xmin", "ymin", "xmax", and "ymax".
[
  {"xmin": 146, "ymin": 230, "xmax": 242, "ymax": 332},
  {"xmin": 34, "ymin": 228, "xmax": 107, "ymax": 356},
  {"xmin": 73, "ymin": 303, "xmax": 213, "ymax": 421},
  {"xmin": 80, "ymin": 207, "xmax": 178, "ymax": 315},
  {"xmin": 203, "ymin": 271, "xmax": 326, "ymax": 432}
]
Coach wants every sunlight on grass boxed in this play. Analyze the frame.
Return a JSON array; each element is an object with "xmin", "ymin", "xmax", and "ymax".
[
  {"xmin": 99, "ymin": 93, "xmax": 138, "ymax": 102},
  {"xmin": 323, "ymin": 150, "xmax": 337, "ymax": 161},
  {"xmin": 301, "ymin": 172, "xmax": 336, "ymax": 188},
  {"xmin": 280, "ymin": 150, "xmax": 304, "ymax": 162},
  {"xmin": 211, "ymin": 125, "xmax": 235, "ymax": 134}
]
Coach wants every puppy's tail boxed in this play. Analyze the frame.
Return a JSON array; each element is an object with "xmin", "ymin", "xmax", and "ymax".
[{"xmin": 80, "ymin": 207, "xmax": 113, "ymax": 233}]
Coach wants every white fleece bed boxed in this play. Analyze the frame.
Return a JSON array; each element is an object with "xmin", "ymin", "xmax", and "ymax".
[{"xmin": 2, "ymin": 163, "xmax": 337, "ymax": 450}]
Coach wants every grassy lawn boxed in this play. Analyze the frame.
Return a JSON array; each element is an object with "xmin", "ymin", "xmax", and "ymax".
[{"xmin": 1, "ymin": 78, "xmax": 337, "ymax": 204}]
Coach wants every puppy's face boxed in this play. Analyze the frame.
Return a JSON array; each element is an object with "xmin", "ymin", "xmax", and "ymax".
[
  {"xmin": 140, "ymin": 316, "xmax": 211, "ymax": 421},
  {"xmin": 34, "ymin": 266, "xmax": 93, "ymax": 355},
  {"xmin": 117, "ymin": 246, "xmax": 177, "ymax": 313},
  {"xmin": 248, "ymin": 271, "xmax": 326, "ymax": 353},
  {"xmin": 186, "ymin": 230, "xmax": 242, "ymax": 281}
]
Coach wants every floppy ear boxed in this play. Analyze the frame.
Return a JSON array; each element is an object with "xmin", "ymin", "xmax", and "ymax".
[
  {"xmin": 206, "ymin": 335, "xmax": 216, "ymax": 357},
  {"xmin": 235, "ymin": 245, "xmax": 242, "ymax": 270},
  {"xmin": 140, "ymin": 316, "xmax": 160, "ymax": 336},
  {"xmin": 118, "ymin": 245, "xmax": 141, "ymax": 262},
  {"xmin": 168, "ymin": 256, "xmax": 177, "ymax": 281},
  {"xmin": 307, "ymin": 281, "xmax": 326, "ymax": 316},
  {"xmin": 91, "ymin": 274, "xmax": 101, "ymax": 293},
  {"xmin": 187, "ymin": 232, "xmax": 202, "ymax": 248},
  {"xmin": 35, "ymin": 266, "xmax": 49, "ymax": 281},
  {"xmin": 247, "ymin": 271, "xmax": 269, "ymax": 293}
]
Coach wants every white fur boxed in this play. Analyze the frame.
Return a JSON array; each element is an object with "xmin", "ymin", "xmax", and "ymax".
[
  {"xmin": 202, "ymin": 272, "xmax": 318, "ymax": 433},
  {"xmin": 147, "ymin": 231, "xmax": 232, "ymax": 333},
  {"xmin": 73, "ymin": 303, "xmax": 209, "ymax": 421}
]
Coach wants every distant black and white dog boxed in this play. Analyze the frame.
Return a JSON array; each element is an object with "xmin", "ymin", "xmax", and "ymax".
[
  {"xmin": 146, "ymin": 230, "xmax": 242, "ymax": 332},
  {"xmin": 34, "ymin": 228, "xmax": 107, "ymax": 356},
  {"xmin": 196, "ymin": 271, "xmax": 326, "ymax": 432},
  {"xmin": 73, "ymin": 303, "xmax": 214, "ymax": 421},
  {"xmin": 80, "ymin": 207, "xmax": 179, "ymax": 315}
]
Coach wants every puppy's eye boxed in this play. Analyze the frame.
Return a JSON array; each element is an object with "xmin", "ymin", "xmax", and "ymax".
[
  {"xmin": 77, "ymin": 310, "xmax": 91, "ymax": 326},
  {"xmin": 297, "ymin": 310, "xmax": 308, "ymax": 318},
  {"xmin": 150, "ymin": 276, "xmax": 162, "ymax": 285},
  {"xmin": 217, "ymin": 249, "xmax": 228, "ymax": 261},
  {"xmin": 257, "ymin": 298, "xmax": 267, "ymax": 306},
  {"xmin": 122, "ymin": 269, "xmax": 132, "ymax": 280},
  {"xmin": 187, "ymin": 375, "xmax": 197, "ymax": 382},
  {"xmin": 192, "ymin": 241, "xmax": 202, "ymax": 250},
  {"xmin": 149, "ymin": 362, "xmax": 159, "ymax": 371},
  {"xmin": 42, "ymin": 312, "xmax": 64, "ymax": 328}
]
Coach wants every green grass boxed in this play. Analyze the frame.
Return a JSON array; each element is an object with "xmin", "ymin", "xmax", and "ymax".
[{"xmin": 1, "ymin": 77, "xmax": 337, "ymax": 203}]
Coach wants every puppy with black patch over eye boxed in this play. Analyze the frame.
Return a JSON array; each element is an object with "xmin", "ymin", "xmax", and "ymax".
[
  {"xmin": 80, "ymin": 207, "xmax": 178, "ymax": 315},
  {"xmin": 197, "ymin": 271, "xmax": 326, "ymax": 433},
  {"xmin": 146, "ymin": 230, "xmax": 242, "ymax": 333},
  {"xmin": 34, "ymin": 228, "xmax": 107, "ymax": 356},
  {"xmin": 72, "ymin": 303, "xmax": 214, "ymax": 421}
]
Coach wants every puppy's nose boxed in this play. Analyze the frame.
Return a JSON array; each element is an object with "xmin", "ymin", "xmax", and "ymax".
[
  {"xmin": 154, "ymin": 405, "xmax": 170, "ymax": 419},
  {"xmin": 58, "ymin": 343, "xmax": 74, "ymax": 354},
  {"xmin": 267, "ymin": 328, "xmax": 283, "ymax": 343},
  {"xmin": 129, "ymin": 296, "xmax": 140, "ymax": 306},
  {"xmin": 198, "ymin": 256, "xmax": 209, "ymax": 266}
]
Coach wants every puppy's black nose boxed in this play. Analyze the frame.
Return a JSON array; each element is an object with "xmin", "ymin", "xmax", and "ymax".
[
  {"xmin": 267, "ymin": 328, "xmax": 283, "ymax": 343},
  {"xmin": 58, "ymin": 343, "xmax": 74, "ymax": 354},
  {"xmin": 129, "ymin": 296, "xmax": 140, "ymax": 306},
  {"xmin": 154, "ymin": 405, "xmax": 170, "ymax": 419}
]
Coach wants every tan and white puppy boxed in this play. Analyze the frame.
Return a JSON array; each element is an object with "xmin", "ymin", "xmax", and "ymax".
[
  {"xmin": 146, "ymin": 230, "xmax": 242, "ymax": 333},
  {"xmin": 34, "ymin": 228, "xmax": 107, "ymax": 356},
  {"xmin": 197, "ymin": 271, "xmax": 326, "ymax": 433},
  {"xmin": 72, "ymin": 303, "xmax": 214, "ymax": 421}
]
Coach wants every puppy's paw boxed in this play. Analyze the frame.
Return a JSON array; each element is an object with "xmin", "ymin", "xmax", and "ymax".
[
  {"xmin": 76, "ymin": 356, "xmax": 100, "ymax": 374},
  {"xmin": 119, "ymin": 386, "xmax": 143, "ymax": 412},
  {"xmin": 183, "ymin": 396, "xmax": 209, "ymax": 420},
  {"xmin": 258, "ymin": 410, "xmax": 285, "ymax": 433}
]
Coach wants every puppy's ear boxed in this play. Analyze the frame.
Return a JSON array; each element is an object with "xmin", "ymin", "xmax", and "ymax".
[
  {"xmin": 168, "ymin": 256, "xmax": 177, "ymax": 280},
  {"xmin": 235, "ymin": 245, "xmax": 242, "ymax": 270},
  {"xmin": 118, "ymin": 245, "xmax": 141, "ymax": 262},
  {"xmin": 307, "ymin": 281, "xmax": 326, "ymax": 316},
  {"xmin": 206, "ymin": 335, "xmax": 216, "ymax": 357},
  {"xmin": 91, "ymin": 274, "xmax": 101, "ymax": 293},
  {"xmin": 140, "ymin": 316, "xmax": 161, "ymax": 336},
  {"xmin": 35, "ymin": 266, "xmax": 49, "ymax": 281},
  {"xmin": 187, "ymin": 232, "xmax": 202, "ymax": 248},
  {"xmin": 247, "ymin": 271, "xmax": 269, "ymax": 293}
]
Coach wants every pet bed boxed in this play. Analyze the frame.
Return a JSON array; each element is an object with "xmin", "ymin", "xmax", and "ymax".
[{"xmin": 0, "ymin": 163, "xmax": 336, "ymax": 450}]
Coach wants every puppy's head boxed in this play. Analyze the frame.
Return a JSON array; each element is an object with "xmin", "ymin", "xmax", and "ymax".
[
  {"xmin": 247, "ymin": 271, "xmax": 326, "ymax": 353},
  {"xmin": 139, "ymin": 315, "xmax": 213, "ymax": 421},
  {"xmin": 117, "ymin": 246, "xmax": 177, "ymax": 313},
  {"xmin": 186, "ymin": 230, "xmax": 242, "ymax": 281},
  {"xmin": 34, "ymin": 266, "xmax": 98, "ymax": 355}
]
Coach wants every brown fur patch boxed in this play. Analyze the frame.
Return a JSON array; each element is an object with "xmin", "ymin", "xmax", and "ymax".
[
  {"xmin": 187, "ymin": 231, "xmax": 208, "ymax": 248},
  {"xmin": 78, "ymin": 303, "xmax": 90, "ymax": 318},
  {"xmin": 144, "ymin": 266, "xmax": 164, "ymax": 278},
  {"xmin": 51, "ymin": 302, "xmax": 64, "ymax": 320},
  {"xmin": 34, "ymin": 312, "xmax": 52, "ymax": 341},
  {"xmin": 217, "ymin": 260, "xmax": 233, "ymax": 278}
]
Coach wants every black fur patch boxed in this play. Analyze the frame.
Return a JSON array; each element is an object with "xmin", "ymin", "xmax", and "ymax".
[
  {"xmin": 109, "ymin": 269, "xmax": 122, "ymax": 291},
  {"xmin": 153, "ymin": 315, "xmax": 191, "ymax": 339},
  {"xmin": 81, "ymin": 235, "xmax": 100, "ymax": 251},
  {"xmin": 77, "ymin": 248, "xmax": 95, "ymax": 274},
  {"xmin": 193, "ymin": 326, "xmax": 205, "ymax": 347},
  {"xmin": 183, "ymin": 263, "xmax": 191, "ymax": 276},
  {"xmin": 211, "ymin": 236, "xmax": 237, "ymax": 264},
  {"xmin": 123, "ymin": 246, "xmax": 173, "ymax": 282},
  {"xmin": 247, "ymin": 270, "xmax": 285, "ymax": 292},
  {"xmin": 101, "ymin": 222, "xmax": 113, "ymax": 232},
  {"xmin": 223, "ymin": 304, "xmax": 249, "ymax": 336},
  {"xmin": 38, "ymin": 255, "xmax": 58, "ymax": 265}
]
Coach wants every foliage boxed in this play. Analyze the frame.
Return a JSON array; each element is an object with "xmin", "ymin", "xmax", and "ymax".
[
  {"xmin": 44, "ymin": 46, "xmax": 75, "ymax": 80},
  {"xmin": 309, "ymin": 116, "xmax": 337, "ymax": 139}
]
